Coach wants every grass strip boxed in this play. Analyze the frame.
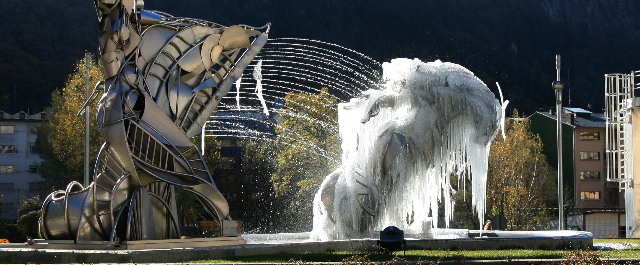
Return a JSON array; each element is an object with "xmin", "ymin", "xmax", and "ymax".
[{"xmin": 190, "ymin": 238, "xmax": 640, "ymax": 263}]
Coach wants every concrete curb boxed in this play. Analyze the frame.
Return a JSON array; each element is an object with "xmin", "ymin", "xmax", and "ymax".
[{"xmin": 0, "ymin": 235, "xmax": 593, "ymax": 263}]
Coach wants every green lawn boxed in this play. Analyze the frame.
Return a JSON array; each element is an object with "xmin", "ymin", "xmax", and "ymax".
[{"xmin": 191, "ymin": 239, "xmax": 640, "ymax": 263}]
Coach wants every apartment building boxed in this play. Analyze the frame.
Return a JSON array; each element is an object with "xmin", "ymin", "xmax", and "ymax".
[
  {"xmin": 530, "ymin": 107, "xmax": 625, "ymax": 238},
  {"xmin": 0, "ymin": 111, "xmax": 45, "ymax": 220}
]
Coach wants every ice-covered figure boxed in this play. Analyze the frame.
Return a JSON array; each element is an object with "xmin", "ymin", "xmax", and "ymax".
[
  {"xmin": 311, "ymin": 58, "xmax": 503, "ymax": 240},
  {"xmin": 38, "ymin": 0, "xmax": 268, "ymax": 241}
]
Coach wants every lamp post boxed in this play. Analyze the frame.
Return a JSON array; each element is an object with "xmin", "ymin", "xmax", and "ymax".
[
  {"xmin": 84, "ymin": 52, "xmax": 90, "ymax": 187},
  {"xmin": 553, "ymin": 54, "xmax": 565, "ymax": 230},
  {"xmin": 78, "ymin": 53, "xmax": 103, "ymax": 187}
]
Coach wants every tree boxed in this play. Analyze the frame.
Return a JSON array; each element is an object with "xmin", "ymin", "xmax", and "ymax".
[
  {"xmin": 272, "ymin": 87, "xmax": 340, "ymax": 197},
  {"xmin": 231, "ymin": 139, "xmax": 282, "ymax": 233},
  {"xmin": 244, "ymin": 87, "xmax": 340, "ymax": 232},
  {"xmin": 35, "ymin": 54, "xmax": 104, "ymax": 192},
  {"xmin": 486, "ymin": 111, "xmax": 557, "ymax": 230},
  {"xmin": 16, "ymin": 196, "xmax": 41, "ymax": 239}
]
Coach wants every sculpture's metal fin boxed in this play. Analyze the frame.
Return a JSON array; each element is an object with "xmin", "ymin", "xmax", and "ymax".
[
  {"xmin": 354, "ymin": 179, "xmax": 378, "ymax": 217},
  {"xmin": 188, "ymin": 183, "xmax": 231, "ymax": 221},
  {"xmin": 124, "ymin": 117, "xmax": 214, "ymax": 184},
  {"xmin": 132, "ymin": 158, "xmax": 200, "ymax": 187},
  {"xmin": 383, "ymin": 132, "xmax": 407, "ymax": 174},
  {"xmin": 139, "ymin": 10, "xmax": 163, "ymax": 25},
  {"xmin": 124, "ymin": 187, "xmax": 180, "ymax": 240},
  {"xmin": 183, "ymin": 26, "xmax": 270, "ymax": 138}
]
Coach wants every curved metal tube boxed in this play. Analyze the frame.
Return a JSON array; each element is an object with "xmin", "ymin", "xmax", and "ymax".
[{"xmin": 63, "ymin": 182, "xmax": 85, "ymax": 239}]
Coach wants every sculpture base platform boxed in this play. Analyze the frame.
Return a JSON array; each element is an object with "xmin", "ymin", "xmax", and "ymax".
[{"xmin": 27, "ymin": 236, "xmax": 246, "ymax": 250}]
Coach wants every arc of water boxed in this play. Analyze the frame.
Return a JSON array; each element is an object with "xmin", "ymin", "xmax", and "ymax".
[
  {"xmin": 259, "ymin": 47, "xmax": 380, "ymax": 87},
  {"xmin": 220, "ymin": 90, "xmax": 339, "ymax": 130},
  {"xmin": 267, "ymin": 38, "xmax": 380, "ymax": 78},
  {"xmin": 256, "ymin": 57, "xmax": 374, "ymax": 97},
  {"xmin": 259, "ymin": 67, "xmax": 362, "ymax": 99},
  {"xmin": 207, "ymin": 115, "xmax": 339, "ymax": 161}
]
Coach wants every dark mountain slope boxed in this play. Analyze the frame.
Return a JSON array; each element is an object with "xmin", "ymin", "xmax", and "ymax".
[{"xmin": 0, "ymin": 0, "xmax": 637, "ymax": 114}]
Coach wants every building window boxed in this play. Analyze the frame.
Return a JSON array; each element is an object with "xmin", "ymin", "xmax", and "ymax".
[
  {"xmin": 29, "ymin": 146, "xmax": 38, "ymax": 154},
  {"xmin": 580, "ymin": 171, "xmax": 600, "ymax": 180},
  {"xmin": 29, "ymin": 126, "xmax": 39, "ymax": 134},
  {"xmin": 0, "ymin": 145, "xmax": 16, "ymax": 154},
  {"xmin": 0, "ymin": 182, "xmax": 14, "ymax": 191},
  {"xmin": 579, "ymin": 132, "xmax": 600, "ymax": 140},
  {"xmin": 605, "ymin": 181, "xmax": 618, "ymax": 188},
  {"xmin": 581, "ymin": 191, "xmax": 601, "ymax": 200},
  {"xmin": 28, "ymin": 182, "xmax": 39, "ymax": 192},
  {"xmin": 580, "ymin": 151, "xmax": 600, "ymax": 160},
  {"xmin": 0, "ymin": 125, "xmax": 14, "ymax": 134},
  {"xmin": 29, "ymin": 165, "xmax": 38, "ymax": 174},
  {"xmin": 0, "ymin": 165, "xmax": 14, "ymax": 174},
  {"xmin": 1, "ymin": 203, "xmax": 14, "ymax": 213}
]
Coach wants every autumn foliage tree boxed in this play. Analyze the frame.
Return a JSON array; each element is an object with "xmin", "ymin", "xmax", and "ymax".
[
  {"xmin": 35, "ymin": 55, "xmax": 104, "ymax": 192},
  {"xmin": 244, "ymin": 87, "xmax": 340, "ymax": 231},
  {"xmin": 486, "ymin": 111, "xmax": 556, "ymax": 230}
]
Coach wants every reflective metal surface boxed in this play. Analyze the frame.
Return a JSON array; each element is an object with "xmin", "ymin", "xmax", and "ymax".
[{"xmin": 39, "ymin": 0, "xmax": 269, "ymax": 241}]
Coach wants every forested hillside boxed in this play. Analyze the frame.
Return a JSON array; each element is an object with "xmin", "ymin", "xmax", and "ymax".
[{"xmin": 0, "ymin": 0, "xmax": 638, "ymax": 114}]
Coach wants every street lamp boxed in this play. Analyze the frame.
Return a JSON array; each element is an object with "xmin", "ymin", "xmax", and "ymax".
[
  {"xmin": 77, "ymin": 52, "xmax": 104, "ymax": 187},
  {"xmin": 554, "ymin": 55, "xmax": 565, "ymax": 230}
]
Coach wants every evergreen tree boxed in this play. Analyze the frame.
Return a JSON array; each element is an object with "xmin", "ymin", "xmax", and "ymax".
[{"xmin": 16, "ymin": 196, "xmax": 41, "ymax": 239}]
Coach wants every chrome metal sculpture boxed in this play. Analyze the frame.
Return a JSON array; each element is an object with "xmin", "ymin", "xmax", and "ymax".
[{"xmin": 38, "ymin": 0, "xmax": 269, "ymax": 241}]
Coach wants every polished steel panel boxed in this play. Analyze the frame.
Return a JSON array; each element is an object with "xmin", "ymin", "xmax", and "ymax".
[{"xmin": 39, "ymin": 0, "xmax": 269, "ymax": 241}]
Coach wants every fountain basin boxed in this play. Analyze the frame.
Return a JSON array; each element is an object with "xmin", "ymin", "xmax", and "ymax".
[
  {"xmin": 246, "ymin": 230, "xmax": 593, "ymax": 250},
  {"xmin": 0, "ymin": 230, "xmax": 591, "ymax": 263}
]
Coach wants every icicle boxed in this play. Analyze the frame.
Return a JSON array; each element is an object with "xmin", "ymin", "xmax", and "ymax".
[
  {"xmin": 235, "ymin": 75, "xmax": 242, "ymax": 110},
  {"xmin": 253, "ymin": 59, "xmax": 269, "ymax": 117}
]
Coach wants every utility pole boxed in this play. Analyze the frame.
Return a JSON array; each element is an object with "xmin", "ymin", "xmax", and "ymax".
[
  {"xmin": 553, "ymin": 54, "xmax": 565, "ymax": 230},
  {"xmin": 84, "ymin": 52, "xmax": 90, "ymax": 187}
]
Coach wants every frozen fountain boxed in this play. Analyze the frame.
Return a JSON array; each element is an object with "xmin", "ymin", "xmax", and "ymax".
[
  {"xmin": 310, "ymin": 58, "xmax": 503, "ymax": 241},
  {"xmin": 238, "ymin": 57, "xmax": 592, "ymax": 253},
  {"xmin": 2, "ymin": 44, "xmax": 594, "ymax": 265},
  {"xmin": 231, "ymin": 53, "xmax": 592, "ymax": 254},
  {"xmin": 0, "ymin": 0, "xmax": 595, "ymax": 261}
]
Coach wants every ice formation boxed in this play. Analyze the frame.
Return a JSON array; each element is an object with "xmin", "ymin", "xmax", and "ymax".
[
  {"xmin": 252, "ymin": 59, "xmax": 269, "ymax": 117},
  {"xmin": 311, "ymin": 58, "xmax": 503, "ymax": 240}
]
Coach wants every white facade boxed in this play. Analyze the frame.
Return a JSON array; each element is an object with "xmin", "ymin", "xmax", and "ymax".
[{"xmin": 0, "ymin": 111, "xmax": 45, "ymax": 220}]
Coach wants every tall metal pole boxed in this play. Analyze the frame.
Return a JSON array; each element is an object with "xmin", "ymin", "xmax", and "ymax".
[
  {"xmin": 84, "ymin": 52, "xmax": 91, "ymax": 187},
  {"xmin": 553, "ymin": 54, "xmax": 565, "ymax": 230}
]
